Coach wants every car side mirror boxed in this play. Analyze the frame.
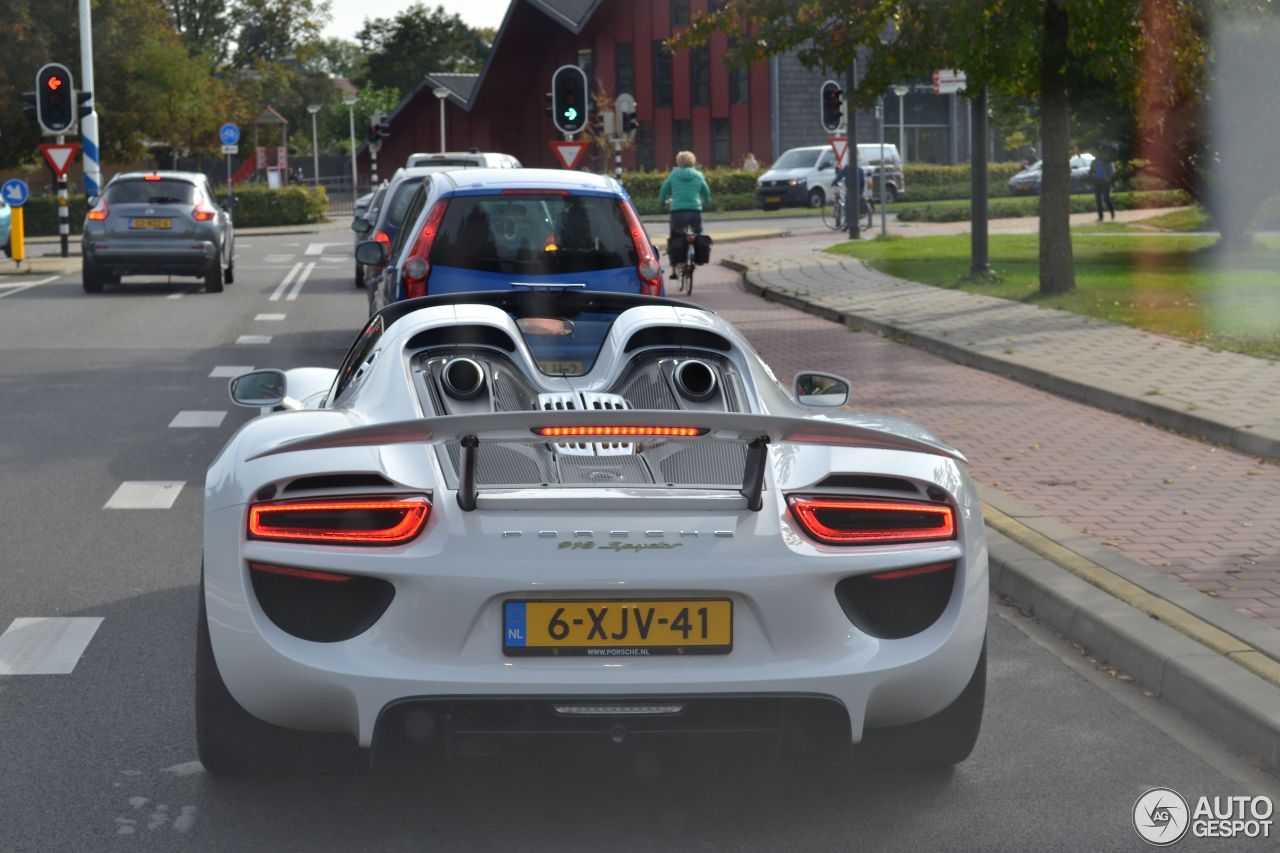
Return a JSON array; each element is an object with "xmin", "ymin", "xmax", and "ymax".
[
  {"xmin": 355, "ymin": 239, "xmax": 388, "ymax": 266},
  {"xmin": 229, "ymin": 369, "xmax": 286, "ymax": 408},
  {"xmin": 819, "ymin": 162, "xmax": 833, "ymax": 171},
  {"xmin": 793, "ymin": 371, "xmax": 850, "ymax": 408},
  {"xmin": 221, "ymin": 196, "xmax": 235, "ymax": 211},
  {"xmin": 352, "ymin": 216, "xmax": 372, "ymax": 234}
]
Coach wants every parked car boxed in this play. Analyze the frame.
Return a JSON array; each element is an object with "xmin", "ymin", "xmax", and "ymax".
[
  {"xmin": 199, "ymin": 287, "xmax": 986, "ymax": 774},
  {"xmin": 756, "ymin": 145, "xmax": 905, "ymax": 210},
  {"xmin": 359, "ymin": 168, "xmax": 662, "ymax": 315},
  {"xmin": 352, "ymin": 167, "xmax": 453, "ymax": 311},
  {"xmin": 352, "ymin": 184, "xmax": 387, "ymax": 289},
  {"xmin": 405, "ymin": 150, "xmax": 521, "ymax": 169},
  {"xmin": 81, "ymin": 171, "xmax": 234, "ymax": 293},
  {"xmin": 1, "ymin": 197, "xmax": 11, "ymax": 257},
  {"xmin": 1007, "ymin": 153, "xmax": 1096, "ymax": 195}
]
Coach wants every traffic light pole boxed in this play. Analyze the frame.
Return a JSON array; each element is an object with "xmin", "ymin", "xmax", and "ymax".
[
  {"xmin": 55, "ymin": 134, "xmax": 69, "ymax": 258},
  {"xmin": 614, "ymin": 139, "xmax": 623, "ymax": 183},
  {"xmin": 371, "ymin": 144, "xmax": 379, "ymax": 186},
  {"xmin": 79, "ymin": 0, "xmax": 102, "ymax": 199},
  {"xmin": 845, "ymin": 63, "xmax": 859, "ymax": 240}
]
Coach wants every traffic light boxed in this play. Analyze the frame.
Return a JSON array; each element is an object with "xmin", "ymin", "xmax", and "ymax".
[
  {"xmin": 367, "ymin": 123, "xmax": 379, "ymax": 144},
  {"xmin": 551, "ymin": 65, "xmax": 588, "ymax": 135},
  {"xmin": 36, "ymin": 63, "xmax": 77, "ymax": 135},
  {"xmin": 377, "ymin": 117, "xmax": 391, "ymax": 140},
  {"xmin": 820, "ymin": 79, "xmax": 844, "ymax": 133},
  {"xmin": 621, "ymin": 111, "xmax": 639, "ymax": 135},
  {"xmin": 22, "ymin": 91, "xmax": 37, "ymax": 122},
  {"xmin": 77, "ymin": 90, "xmax": 93, "ymax": 119}
]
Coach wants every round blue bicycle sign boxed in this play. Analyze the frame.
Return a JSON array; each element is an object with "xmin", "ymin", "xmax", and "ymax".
[{"xmin": 219, "ymin": 123, "xmax": 241, "ymax": 146}]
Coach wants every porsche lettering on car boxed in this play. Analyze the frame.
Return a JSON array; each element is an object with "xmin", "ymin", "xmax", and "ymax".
[{"xmin": 198, "ymin": 290, "xmax": 988, "ymax": 774}]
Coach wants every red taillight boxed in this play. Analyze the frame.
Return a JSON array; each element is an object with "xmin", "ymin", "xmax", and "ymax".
[
  {"xmin": 192, "ymin": 195, "xmax": 217, "ymax": 221},
  {"xmin": 869, "ymin": 561, "xmax": 955, "ymax": 581},
  {"xmin": 535, "ymin": 426, "xmax": 706, "ymax": 438},
  {"xmin": 144, "ymin": 175, "xmax": 162, "ymax": 181},
  {"xmin": 374, "ymin": 230, "xmax": 391, "ymax": 249},
  {"xmin": 248, "ymin": 562, "xmax": 353, "ymax": 583},
  {"xmin": 788, "ymin": 496, "xmax": 956, "ymax": 545},
  {"xmin": 618, "ymin": 200, "xmax": 663, "ymax": 296},
  {"xmin": 247, "ymin": 496, "xmax": 431, "ymax": 545},
  {"xmin": 402, "ymin": 199, "xmax": 450, "ymax": 299},
  {"xmin": 87, "ymin": 198, "xmax": 109, "ymax": 221}
]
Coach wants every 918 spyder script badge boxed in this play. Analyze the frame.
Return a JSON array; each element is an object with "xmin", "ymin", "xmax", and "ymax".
[{"xmin": 559, "ymin": 541, "xmax": 682, "ymax": 553}]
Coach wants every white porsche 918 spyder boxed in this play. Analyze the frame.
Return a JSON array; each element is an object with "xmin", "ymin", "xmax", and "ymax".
[{"xmin": 198, "ymin": 290, "xmax": 988, "ymax": 774}]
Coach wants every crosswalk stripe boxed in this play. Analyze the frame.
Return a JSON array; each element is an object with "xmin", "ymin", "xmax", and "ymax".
[
  {"xmin": 104, "ymin": 481, "xmax": 184, "ymax": 510},
  {"xmin": 255, "ymin": 313, "xmax": 286, "ymax": 321},
  {"xmin": 209, "ymin": 365, "xmax": 252, "ymax": 378},
  {"xmin": 236, "ymin": 335, "xmax": 272, "ymax": 345},
  {"xmin": 169, "ymin": 410, "xmax": 227, "ymax": 428},
  {"xmin": 0, "ymin": 617, "xmax": 104, "ymax": 675}
]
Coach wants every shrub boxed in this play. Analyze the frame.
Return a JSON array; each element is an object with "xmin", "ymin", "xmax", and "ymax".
[
  {"xmin": 215, "ymin": 186, "xmax": 328, "ymax": 227},
  {"xmin": 894, "ymin": 190, "xmax": 1192, "ymax": 223},
  {"xmin": 15, "ymin": 196, "xmax": 89, "ymax": 236}
]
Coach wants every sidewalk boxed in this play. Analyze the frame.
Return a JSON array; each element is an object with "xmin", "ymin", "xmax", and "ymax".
[
  {"xmin": 723, "ymin": 236, "xmax": 1280, "ymax": 460},
  {"xmin": 702, "ymin": 237, "xmax": 1280, "ymax": 768}
]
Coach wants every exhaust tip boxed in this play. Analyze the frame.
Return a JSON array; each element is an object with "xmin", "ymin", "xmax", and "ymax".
[
  {"xmin": 673, "ymin": 359, "xmax": 717, "ymax": 401},
  {"xmin": 441, "ymin": 357, "xmax": 485, "ymax": 400}
]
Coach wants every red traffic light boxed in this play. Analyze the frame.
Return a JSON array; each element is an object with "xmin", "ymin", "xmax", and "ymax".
[{"xmin": 47, "ymin": 75, "xmax": 64, "ymax": 91}]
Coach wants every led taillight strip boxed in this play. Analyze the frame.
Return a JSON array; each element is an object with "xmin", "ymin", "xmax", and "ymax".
[
  {"xmin": 788, "ymin": 496, "xmax": 956, "ymax": 545},
  {"xmin": 247, "ymin": 496, "xmax": 430, "ymax": 545},
  {"xmin": 534, "ymin": 426, "xmax": 706, "ymax": 438},
  {"xmin": 869, "ymin": 561, "xmax": 955, "ymax": 581}
]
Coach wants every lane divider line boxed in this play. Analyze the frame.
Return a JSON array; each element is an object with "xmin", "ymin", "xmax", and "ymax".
[
  {"xmin": 168, "ymin": 410, "xmax": 227, "ymax": 429},
  {"xmin": 209, "ymin": 365, "xmax": 253, "ymax": 378},
  {"xmin": 236, "ymin": 335, "xmax": 272, "ymax": 345},
  {"xmin": 0, "ymin": 617, "xmax": 104, "ymax": 675},
  {"xmin": 269, "ymin": 262, "xmax": 303, "ymax": 301},
  {"xmin": 0, "ymin": 275, "xmax": 61, "ymax": 299},
  {"xmin": 166, "ymin": 292, "xmax": 185, "ymax": 300},
  {"xmin": 286, "ymin": 262, "xmax": 315, "ymax": 301},
  {"xmin": 255, "ymin": 313, "xmax": 286, "ymax": 321},
  {"xmin": 104, "ymin": 481, "xmax": 184, "ymax": 510}
]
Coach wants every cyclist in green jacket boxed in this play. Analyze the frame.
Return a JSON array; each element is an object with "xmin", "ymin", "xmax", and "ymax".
[{"xmin": 659, "ymin": 151, "xmax": 712, "ymax": 277}]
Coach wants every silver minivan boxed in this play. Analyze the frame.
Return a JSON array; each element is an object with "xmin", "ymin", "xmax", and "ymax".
[{"xmin": 81, "ymin": 171, "xmax": 234, "ymax": 294}]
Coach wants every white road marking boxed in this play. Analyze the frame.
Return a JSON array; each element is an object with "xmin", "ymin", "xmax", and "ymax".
[
  {"xmin": 305, "ymin": 241, "xmax": 349, "ymax": 255},
  {"xmin": 161, "ymin": 761, "xmax": 204, "ymax": 777},
  {"xmin": 168, "ymin": 410, "xmax": 227, "ymax": 428},
  {"xmin": 209, "ymin": 365, "xmax": 252, "ymax": 378},
  {"xmin": 104, "ymin": 481, "xmax": 184, "ymax": 510},
  {"xmin": 268, "ymin": 262, "xmax": 302, "ymax": 301},
  {"xmin": 0, "ymin": 275, "xmax": 60, "ymax": 299},
  {"xmin": 236, "ymin": 243, "xmax": 253, "ymax": 248},
  {"xmin": 286, "ymin": 262, "xmax": 315, "ymax": 301},
  {"xmin": 264, "ymin": 254, "xmax": 294, "ymax": 264},
  {"xmin": 236, "ymin": 335, "xmax": 272, "ymax": 345},
  {"xmin": 166, "ymin": 292, "xmax": 185, "ymax": 300},
  {"xmin": 0, "ymin": 617, "xmax": 103, "ymax": 675},
  {"xmin": 254, "ymin": 313, "xmax": 286, "ymax": 321},
  {"xmin": 319, "ymin": 254, "xmax": 349, "ymax": 263}
]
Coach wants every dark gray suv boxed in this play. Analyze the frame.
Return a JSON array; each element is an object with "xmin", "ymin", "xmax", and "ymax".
[{"xmin": 81, "ymin": 171, "xmax": 235, "ymax": 293}]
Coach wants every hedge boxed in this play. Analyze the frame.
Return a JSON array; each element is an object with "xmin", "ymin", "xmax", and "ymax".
[
  {"xmin": 12, "ymin": 185, "xmax": 328, "ymax": 236},
  {"xmin": 621, "ymin": 168, "xmax": 762, "ymax": 202},
  {"xmin": 895, "ymin": 189, "xmax": 1193, "ymax": 223},
  {"xmin": 215, "ymin": 186, "xmax": 329, "ymax": 228}
]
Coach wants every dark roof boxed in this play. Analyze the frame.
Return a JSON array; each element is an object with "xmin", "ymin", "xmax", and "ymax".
[
  {"xmin": 527, "ymin": 0, "xmax": 602, "ymax": 30},
  {"xmin": 423, "ymin": 73, "xmax": 480, "ymax": 103}
]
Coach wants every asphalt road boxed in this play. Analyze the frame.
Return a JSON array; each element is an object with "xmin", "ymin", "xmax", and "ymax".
[{"xmin": 0, "ymin": 223, "xmax": 1275, "ymax": 852}]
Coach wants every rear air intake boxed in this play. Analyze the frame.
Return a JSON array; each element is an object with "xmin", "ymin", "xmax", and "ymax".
[
  {"xmin": 835, "ymin": 562, "xmax": 956, "ymax": 639},
  {"xmin": 249, "ymin": 562, "xmax": 394, "ymax": 642}
]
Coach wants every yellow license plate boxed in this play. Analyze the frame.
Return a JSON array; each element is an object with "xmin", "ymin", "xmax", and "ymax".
[
  {"xmin": 503, "ymin": 599, "xmax": 732, "ymax": 656},
  {"xmin": 765, "ymin": 196, "xmax": 782, "ymax": 204},
  {"xmin": 130, "ymin": 218, "xmax": 172, "ymax": 229}
]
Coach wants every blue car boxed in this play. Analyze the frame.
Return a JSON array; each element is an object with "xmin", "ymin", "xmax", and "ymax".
[{"xmin": 359, "ymin": 169, "xmax": 663, "ymax": 315}]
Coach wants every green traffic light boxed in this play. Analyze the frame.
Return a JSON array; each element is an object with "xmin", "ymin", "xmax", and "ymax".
[{"xmin": 563, "ymin": 106, "xmax": 579, "ymax": 122}]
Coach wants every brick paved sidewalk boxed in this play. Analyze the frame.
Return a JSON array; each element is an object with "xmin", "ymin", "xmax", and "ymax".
[
  {"xmin": 682, "ymin": 255, "xmax": 1280, "ymax": 634},
  {"xmin": 722, "ymin": 235, "xmax": 1280, "ymax": 461}
]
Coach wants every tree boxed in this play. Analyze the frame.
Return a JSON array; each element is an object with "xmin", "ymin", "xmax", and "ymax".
[
  {"xmin": 307, "ymin": 37, "xmax": 362, "ymax": 78},
  {"xmin": 675, "ymin": 0, "xmax": 1154, "ymax": 295},
  {"xmin": 125, "ymin": 34, "xmax": 229, "ymax": 156},
  {"xmin": 356, "ymin": 3, "xmax": 488, "ymax": 94},
  {"xmin": 164, "ymin": 0, "xmax": 236, "ymax": 64},
  {"xmin": 233, "ymin": 0, "xmax": 329, "ymax": 67}
]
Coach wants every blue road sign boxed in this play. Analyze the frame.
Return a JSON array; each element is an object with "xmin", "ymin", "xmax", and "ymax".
[
  {"xmin": 219, "ymin": 123, "xmax": 241, "ymax": 145},
  {"xmin": 2, "ymin": 178, "xmax": 30, "ymax": 207}
]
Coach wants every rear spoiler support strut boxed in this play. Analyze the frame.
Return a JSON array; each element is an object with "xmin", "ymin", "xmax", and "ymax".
[
  {"xmin": 457, "ymin": 434, "xmax": 479, "ymax": 511},
  {"xmin": 741, "ymin": 436, "xmax": 770, "ymax": 512}
]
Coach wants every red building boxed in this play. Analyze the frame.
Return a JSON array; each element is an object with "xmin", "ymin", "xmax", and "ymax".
[{"xmin": 359, "ymin": 0, "xmax": 773, "ymax": 181}]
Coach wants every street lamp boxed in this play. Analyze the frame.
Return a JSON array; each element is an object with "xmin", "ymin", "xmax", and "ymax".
[
  {"xmin": 343, "ymin": 92, "xmax": 358, "ymax": 198},
  {"xmin": 433, "ymin": 87, "xmax": 450, "ymax": 154},
  {"xmin": 875, "ymin": 97, "xmax": 886, "ymax": 237},
  {"xmin": 892, "ymin": 84, "xmax": 910, "ymax": 165},
  {"xmin": 307, "ymin": 103, "xmax": 321, "ymax": 188}
]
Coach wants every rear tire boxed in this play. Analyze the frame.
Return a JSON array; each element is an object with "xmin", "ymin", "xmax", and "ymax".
[
  {"xmin": 355, "ymin": 264, "xmax": 366, "ymax": 289},
  {"xmin": 885, "ymin": 185, "xmax": 899, "ymax": 205},
  {"xmin": 205, "ymin": 256, "xmax": 224, "ymax": 293},
  {"xmin": 195, "ymin": 574, "xmax": 361, "ymax": 775},
  {"xmin": 857, "ymin": 639, "xmax": 986, "ymax": 769},
  {"xmin": 82, "ymin": 258, "xmax": 104, "ymax": 293},
  {"xmin": 225, "ymin": 262, "xmax": 235, "ymax": 284}
]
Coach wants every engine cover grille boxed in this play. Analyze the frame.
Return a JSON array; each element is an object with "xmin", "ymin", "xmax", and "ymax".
[{"xmin": 537, "ymin": 392, "xmax": 634, "ymax": 456}]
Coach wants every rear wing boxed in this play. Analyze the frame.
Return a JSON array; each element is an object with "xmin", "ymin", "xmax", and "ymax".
[{"xmin": 249, "ymin": 409, "xmax": 966, "ymax": 512}]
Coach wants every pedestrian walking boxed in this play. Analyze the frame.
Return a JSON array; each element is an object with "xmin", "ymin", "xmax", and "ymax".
[
  {"xmin": 742, "ymin": 152, "xmax": 759, "ymax": 171},
  {"xmin": 1091, "ymin": 156, "xmax": 1115, "ymax": 221}
]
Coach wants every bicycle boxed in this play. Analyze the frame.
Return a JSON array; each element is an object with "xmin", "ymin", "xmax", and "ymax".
[
  {"xmin": 674, "ymin": 224, "xmax": 698, "ymax": 295},
  {"xmin": 821, "ymin": 184, "xmax": 846, "ymax": 231}
]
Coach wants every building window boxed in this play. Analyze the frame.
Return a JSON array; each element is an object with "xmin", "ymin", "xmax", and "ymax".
[
  {"xmin": 653, "ymin": 41, "xmax": 672, "ymax": 108},
  {"xmin": 636, "ymin": 121, "xmax": 655, "ymax": 170},
  {"xmin": 727, "ymin": 40, "xmax": 749, "ymax": 105},
  {"xmin": 673, "ymin": 119, "xmax": 692, "ymax": 160},
  {"xmin": 615, "ymin": 42, "xmax": 634, "ymax": 96},
  {"xmin": 712, "ymin": 118, "xmax": 731, "ymax": 167},
  {"xmin": 671, "ymin": 0, "xmax": 689, "ymax": 28},
  {"xmin": 691, "ymin": 45, "xmax": 710, "ymax": 107},
  {"xmin": 577, "ymin": 48, "xmax": 594, "ymax": 89}
]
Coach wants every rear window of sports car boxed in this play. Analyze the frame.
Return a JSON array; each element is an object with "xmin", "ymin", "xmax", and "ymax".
[
  {"xmin": 105, "ymin": 180, "xmax": 197, "ymax": 204},
  {"xmin": 429, "ymin": 194, "xmax": 637, "ymax": 277}
]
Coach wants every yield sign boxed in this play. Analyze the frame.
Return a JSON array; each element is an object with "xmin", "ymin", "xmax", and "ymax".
[
  {"xmin": 39, "ymin": 143, "xmax": 81, "ymax": 178},
  {"xmin": 548, "ymin": 140, "xmax": 590, "ymax": 171},
  {"xmin": 829, "ymin": 136, "xmax": 849, "ymax": 169}
]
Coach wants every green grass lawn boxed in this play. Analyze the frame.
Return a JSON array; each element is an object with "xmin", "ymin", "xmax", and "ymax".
[{"xmin": 828, "ymin": 233, "xmax": 1280, "ymax": 357}]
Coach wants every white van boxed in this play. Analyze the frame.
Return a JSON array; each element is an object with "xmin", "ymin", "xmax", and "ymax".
[
  {"xmin": 405, "ymin": 150, "xmax": 521, "ymax": 169},
  {"xmin": 755, "ymin": 144, "xmax": 904, "ymax": 210}
]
